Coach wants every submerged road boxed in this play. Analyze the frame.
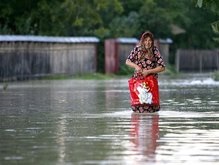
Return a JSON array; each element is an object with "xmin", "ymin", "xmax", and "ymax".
[{"xmin": 0, "ymin": 73, "xmax": 219, "ymax": 164}]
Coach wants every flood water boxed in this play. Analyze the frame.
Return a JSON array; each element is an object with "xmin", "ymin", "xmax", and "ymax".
[{"xmin": 0, "ymin": 73, "xmax": 219, "ymax": 165}]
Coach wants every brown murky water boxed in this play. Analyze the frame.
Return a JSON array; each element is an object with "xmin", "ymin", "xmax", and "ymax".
[{"xmin": 0, "ymin": 74, "xmax": 219, "ymax": 165}]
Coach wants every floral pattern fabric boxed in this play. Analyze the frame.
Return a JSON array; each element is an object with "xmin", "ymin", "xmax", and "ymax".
[{"xmin": 127, "ymin": 45, "xmax": 165, "ymax": 113}]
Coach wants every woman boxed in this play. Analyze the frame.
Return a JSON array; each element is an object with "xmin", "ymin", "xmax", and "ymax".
[{"xmin": 126, "ymin": 31, "xmax": 165, "ymax": 113}]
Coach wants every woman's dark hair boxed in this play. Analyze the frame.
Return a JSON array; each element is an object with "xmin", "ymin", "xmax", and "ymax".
[{"xmin": 139, "ymin": 31, "xmax": 154, "ymax": 49}]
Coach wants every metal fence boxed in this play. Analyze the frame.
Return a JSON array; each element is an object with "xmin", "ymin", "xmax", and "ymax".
[
  {"xmin": 0, "ymin": 35, "xmax": 99, "ymax": 81},
  {"xmin": 176, "ymin": 49, "xmax": 219, "ymax": 72}
]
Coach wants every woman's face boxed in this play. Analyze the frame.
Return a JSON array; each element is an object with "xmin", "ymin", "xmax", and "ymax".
[{"xmin": 143, "ymin": 37, "xmax": 152, "ymax": 49}]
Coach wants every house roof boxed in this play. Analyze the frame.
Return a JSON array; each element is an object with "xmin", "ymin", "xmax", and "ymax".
[
  {"xmin": 0, "ymin": 35, "xmax": 100, "ymax": 43},
  {"xmin": 116, "ymin": 37, "xmax": 138, "ymax": 44}
]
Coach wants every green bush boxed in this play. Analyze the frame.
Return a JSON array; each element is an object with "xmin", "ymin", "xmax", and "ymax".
[
  {"xmin": 213, "ymin": 71, "xmax": 219, "ymax": 81},
  {"xmin": 117, "ymin": 64, "xmax": 133, "ymax": 75}
]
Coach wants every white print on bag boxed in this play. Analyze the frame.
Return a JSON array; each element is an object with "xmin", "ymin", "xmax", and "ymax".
[{"xmin": 136, "ymin": 82, "xmax": 152, "ymax": 104}]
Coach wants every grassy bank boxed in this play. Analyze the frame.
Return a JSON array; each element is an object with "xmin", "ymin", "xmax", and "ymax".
[
  {"xmin": 213, "ymin": 71, "xmax": 219, "ymax": 81},
  {"xmin": 41, "ymin": 64, "xmax": 178, "ymax": 80}
]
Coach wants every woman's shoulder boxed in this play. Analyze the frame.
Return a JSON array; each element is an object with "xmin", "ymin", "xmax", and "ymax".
[
  {"xmin": 153, "ymin": 46, "xmax": 159, "ymax": 51},
  {"xmin": 153, "ymin": 46, "xmax": 160, "ymax": 54},
  {"xmin": 133, "ymin": 44, "xmax": 142, "ymax": 51}
]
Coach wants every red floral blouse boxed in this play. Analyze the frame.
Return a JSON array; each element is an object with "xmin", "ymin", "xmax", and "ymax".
[{"xmin": 127, "ymin": 45, "xmax": 165, "ymax": 77}]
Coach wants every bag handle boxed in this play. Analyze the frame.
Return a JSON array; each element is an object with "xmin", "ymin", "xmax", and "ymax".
[{"xmin": 134, "ymin": 71, "xmax": 144, "ymax": 80}]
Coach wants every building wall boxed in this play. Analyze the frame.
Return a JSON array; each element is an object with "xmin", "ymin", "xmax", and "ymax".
[
  {"xmin": 105, "ymin": 38, "xmax": 138, "ymax": 74},
  {"xmin": 118, "ymin": 43, "xmax": 137, "ymax": 68}
]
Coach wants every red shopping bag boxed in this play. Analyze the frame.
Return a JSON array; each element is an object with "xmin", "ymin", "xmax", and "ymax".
[{"xmin": 128, "ymin": 75, "xmax": 160, "ymax": 106}]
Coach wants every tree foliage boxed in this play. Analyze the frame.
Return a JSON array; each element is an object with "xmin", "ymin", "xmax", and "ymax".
[
  {"xmin": 196, "ymin": 0, "xmax": 219, "ymax": 42},
  {"xmin": 0, "ymin": 0, "xmax": 218, "ymax": 47}
]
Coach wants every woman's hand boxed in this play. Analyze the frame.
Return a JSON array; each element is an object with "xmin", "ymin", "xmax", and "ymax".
[
  {"xmin": 142, "ymin": 69, "xmax": 150, "ymax": 76},
  {"xmin": 126, "ymin": 59, "xmax": 142, "ymax": 73},
  {"xmin": 135, "ymin": 66, "xmax": 142, "ymax": 73},
  {"xmin": 142, "ymin": 66, "xmax": 165, "ymax": 76}
]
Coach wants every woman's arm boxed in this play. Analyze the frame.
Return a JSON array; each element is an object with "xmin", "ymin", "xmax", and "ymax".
[
  {"xmin": 125, "ymin": 59, "xmax": 142, "ymax": 72},
  {"xmin": 142, "ymin": 66, "xmax": 165, "ymax": 76}
]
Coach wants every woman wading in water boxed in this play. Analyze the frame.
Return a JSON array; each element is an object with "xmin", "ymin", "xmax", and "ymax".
[{"xmin": 126, "ymin": 31, "xmax": 165, "ymax": 113}]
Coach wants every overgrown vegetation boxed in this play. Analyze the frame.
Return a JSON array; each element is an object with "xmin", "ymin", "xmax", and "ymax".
[
  {"xmin": 1, "ymin": 0, "xmax": 218, "ymax": 48},
  {"xmin": 117, "ymin": 64, "xmax": 133, "ymax": 76},
  {"xmin": 213, "ymin": 71, "xmax": 219, "ymax": 81},
  {"xmin": 196, "ymin": 0, "xmax": 219, "ymax": 40},
  {"xmin": 0, "ymin": 0, "xmax": 219, "ymax": 73}
]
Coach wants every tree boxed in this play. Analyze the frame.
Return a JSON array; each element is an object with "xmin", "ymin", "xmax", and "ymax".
[
  {"xmin": 109, "ymin": 11, "xmax": 140, "ymax": 37},
  {"xmin": 0, "ymin": 0, "xmax": 40, "ymax": 34},
  {"xmin": 196, "ymin": 0, "xmax": 219, "ymax": 41},
  {"xmin": 0, "ymin": 0, "xmax": 218, "ymax": 46}
]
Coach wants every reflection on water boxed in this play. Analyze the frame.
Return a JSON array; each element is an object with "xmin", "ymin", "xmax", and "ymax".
[
  {"xmin": 130, "ymin": 113, "xmax": 159, "ymax": 162},
  {"xmin": 0, "ymin": 74, "xmax": 219, "ymax": 164}
]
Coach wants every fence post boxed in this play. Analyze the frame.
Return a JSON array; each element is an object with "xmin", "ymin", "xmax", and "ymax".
[
  {"xmin": 199, "ymin": 51, "xmax": 202, "ymax": 73},
  {"xmin": 217, "ymin": 49, "xmax": 219, "ymax": 70},
  {"xmin": 176, "ymin": 49, "xmax": 180, "ymax": 72}
]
